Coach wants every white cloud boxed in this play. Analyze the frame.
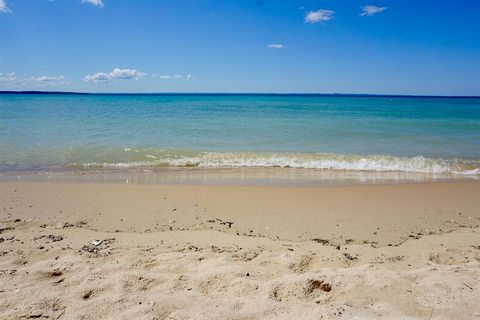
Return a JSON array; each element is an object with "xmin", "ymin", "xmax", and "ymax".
[
  {"xmin": 0, "ymin": 72, "xmax": 17, "ymax": 81},
  {"xmin": 268, "ymin": 44, "xmax": 284, "ymax": 49},
  {"xmin": 154, "ymin": 74, "xmax": 195, "ymax": 81},
  {"xmin": 84, "ymin": 68, "xmax": 146, "ymax": 83},
  {"xmin": 109, "ymin": 68, "xmax": 145, "ymax": 80},
  {"xmin": 81, "ymin": 0, "xmax": 104, "ymax": 8},
  {"xmin": 304, "ymin": 9, "xmax": 334, "ymax": 23},
  {"xmin": 0, "ymin": 0, "xmax": 11, "ymax": 13},
  {"xmin": 84, "ymin": 72, "xmax": 110, "ymax": 83},
  {"xmin": 360, "ymin": 5, "xmax": 387, "ymax": 16}
]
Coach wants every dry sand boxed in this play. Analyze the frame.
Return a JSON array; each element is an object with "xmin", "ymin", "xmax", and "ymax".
[{"xmin": 0, "ymin": 181, "xmax": 479, "ymax": 319}]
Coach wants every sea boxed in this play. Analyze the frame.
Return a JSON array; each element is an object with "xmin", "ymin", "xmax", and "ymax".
[{"xmin": 1, "ymin": 93, "xmax": 479, "ymax": 184}]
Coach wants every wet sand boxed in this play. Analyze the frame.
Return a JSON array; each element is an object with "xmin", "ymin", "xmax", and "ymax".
[{"xmin": 0, "ymin": 181, "xmax": 479, "ymax": 319}]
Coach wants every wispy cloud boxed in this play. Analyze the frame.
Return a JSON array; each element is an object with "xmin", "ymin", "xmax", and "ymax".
[
  {"xmin": 29, "ymin": 75, "xmax": 70, "ymax": 85},
  {"xmin": 360, "ymin": 5, "xmax": 387, "ymax": 16},
  {"xmin": 81, "ymin": 0, "xmax": 104, "ymax": 8},
  {"xmin": 268, "ymin": 44, "xmax": 284, "ymax": 49},
  {"xmin": 0, "ymin": 72, "xmax": 70, "ymax": 86},
  {"xmin": 304, "ymin": 9, "xmax": 334, "ymax": 23},
  {"xmin": 0, "ymin": 0, "xmax": 11, "ymax": 13},
  {"xmin": 153, "ymin": 74, "xmax": 195, "ymax": 81},
  {"xmin": 0, "ymin": 72, "xmax": 16, "ymax": 81},
  {"xmin": 84, "ymin": 68, "xmax": 146, "ymax": 83}
]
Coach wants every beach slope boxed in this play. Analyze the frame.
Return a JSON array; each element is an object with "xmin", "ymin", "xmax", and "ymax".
[{"xmin": 0, "ymin": 181, "xmax": 479, "ymax": 319}]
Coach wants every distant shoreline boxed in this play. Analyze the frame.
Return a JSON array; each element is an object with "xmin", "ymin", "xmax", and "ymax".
[{"xmin": 1, "ymin": 90, "xmax": 480, "ymax": 99}]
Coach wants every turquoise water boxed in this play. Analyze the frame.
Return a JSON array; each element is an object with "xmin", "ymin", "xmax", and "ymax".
[{"xmin": 0, "ymin": 93, "xmax": 479, "ymax": 175}]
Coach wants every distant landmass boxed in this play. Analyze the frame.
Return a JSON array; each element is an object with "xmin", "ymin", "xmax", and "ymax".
[
  {"xmin": 0, "ymin": 91, "xmax": 479, "ymax": 98},
  {"xmin": 0, "ymin": 91, "xmax": 89, "ymax": 95}
]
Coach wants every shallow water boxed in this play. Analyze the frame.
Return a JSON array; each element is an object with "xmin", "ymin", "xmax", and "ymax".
[{"xmin": 1, "ymin": 93, "xmax": 479, "ymax": 176}]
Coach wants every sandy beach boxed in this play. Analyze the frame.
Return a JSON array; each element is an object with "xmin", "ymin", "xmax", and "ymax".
[{"xmin": 0, "ymin": 180, "xmax": 479, "ymax": 319}]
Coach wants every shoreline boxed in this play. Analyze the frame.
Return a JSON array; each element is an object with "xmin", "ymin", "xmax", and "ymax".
[
  {"xmin": 1, "ymin": 167, "xmax": 478, "ymax": 187},
  {"xmin": 1, "ymin": 181, "xmax": 479, "ymax": 319}
]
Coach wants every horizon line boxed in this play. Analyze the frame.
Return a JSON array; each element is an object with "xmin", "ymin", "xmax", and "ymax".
[{"xmin": 1, "ymin": 90, "xmax": 480, "ymax": 99}]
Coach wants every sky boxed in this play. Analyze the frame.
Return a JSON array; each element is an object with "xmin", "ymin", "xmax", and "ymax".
[{"xmin": 0, "ymin": 0, "xmax": 479, "ymax": 95}]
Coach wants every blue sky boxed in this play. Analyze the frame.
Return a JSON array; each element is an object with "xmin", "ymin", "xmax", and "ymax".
[{"xmin": 0, "ymin": 0, "xmax": 479, "ymax": 95}]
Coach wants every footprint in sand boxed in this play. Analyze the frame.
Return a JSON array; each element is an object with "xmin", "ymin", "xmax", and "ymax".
[
  {"xmin": 270, "ymin": 277, "xmax": 332, "ymax": 302},
  {"xmin": 288, "ymin": 255, "xmax": 313, "ymax": 273},
  {"xmin": 122, "ymin": 275, "xmax": 161, "ymax": 292},
  {"xmin": 429, "ymin": 248, "xmax": 480, "ymax": 265}
]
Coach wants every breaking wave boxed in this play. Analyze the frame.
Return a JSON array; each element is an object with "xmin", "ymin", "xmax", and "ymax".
[{"xmin": 71, "ymin": 149, "xmax": 480, "ymax": 175}]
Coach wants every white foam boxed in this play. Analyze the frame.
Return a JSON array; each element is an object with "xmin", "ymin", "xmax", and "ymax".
[{"xmin": 76, "ymin": 151, "xmax": 480, "ymax": 175}]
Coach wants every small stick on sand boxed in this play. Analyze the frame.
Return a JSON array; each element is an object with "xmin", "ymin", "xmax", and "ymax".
[{"xmin": 463, "ymin": 282, "xmax": 474, "ymax": 290}]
